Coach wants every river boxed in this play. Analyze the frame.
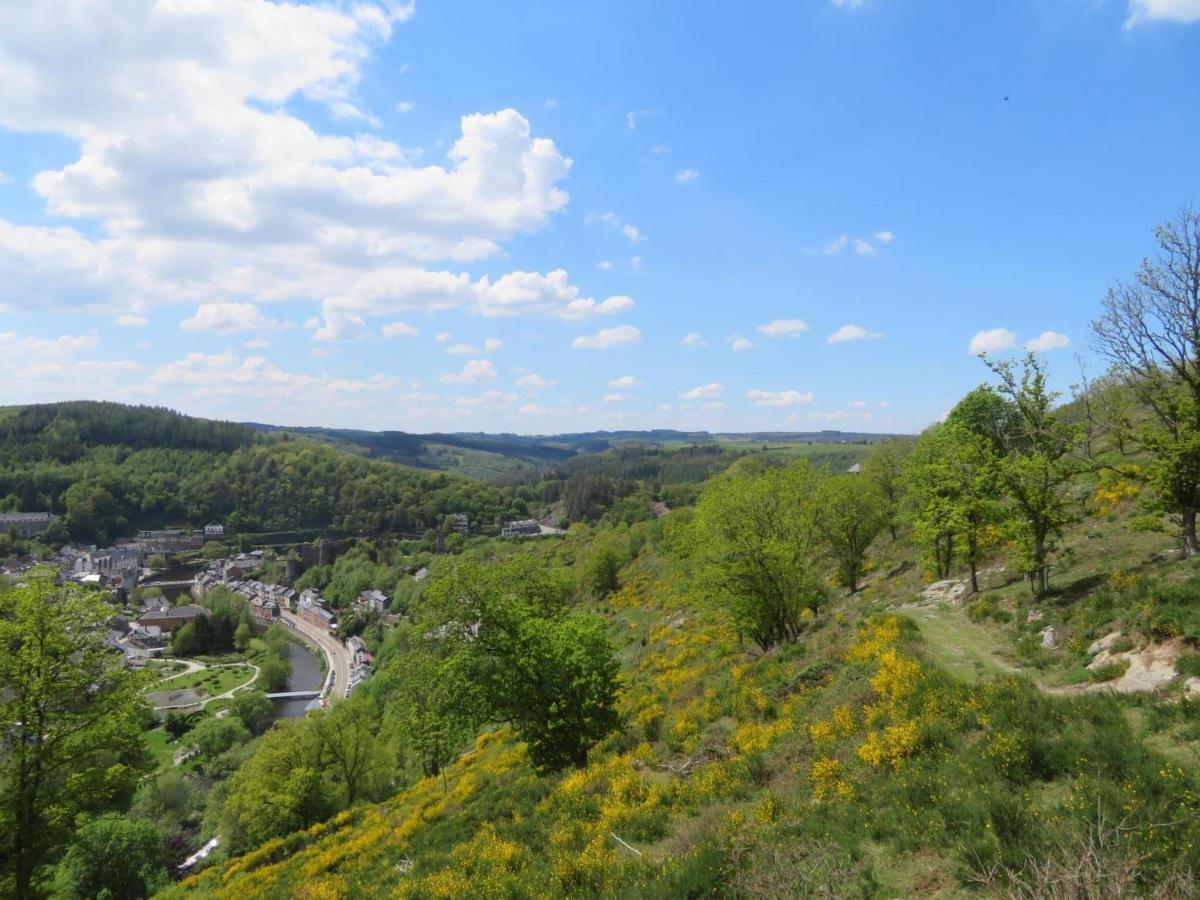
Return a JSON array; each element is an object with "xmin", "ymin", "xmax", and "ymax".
[{"xmin": 271, "ymin": 642, "xmax": 325, "ymax": 720}]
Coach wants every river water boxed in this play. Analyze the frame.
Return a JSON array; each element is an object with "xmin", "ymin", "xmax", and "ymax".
[{"xmin": 271, "ymin": 642, "xmax": 325, "ymax": 720}]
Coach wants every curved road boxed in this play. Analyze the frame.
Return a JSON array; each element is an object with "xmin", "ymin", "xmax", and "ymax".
[{"xmin": 280, "ymin": 610, "xmax": 351, "ymax": 700}]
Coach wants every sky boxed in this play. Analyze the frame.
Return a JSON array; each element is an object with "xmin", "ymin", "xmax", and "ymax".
[{"xmin": 0, "ymin": 0, "xmax": 1197, "ymax": 435}]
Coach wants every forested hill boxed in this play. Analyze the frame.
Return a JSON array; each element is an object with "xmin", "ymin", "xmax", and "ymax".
[
  {"xmin": 0, "ymin": 401, "xmax": 255, "ymax": 463},
  {"xmin": 0, "ymin": 402, "xmax": 512, "ymax": 544}
]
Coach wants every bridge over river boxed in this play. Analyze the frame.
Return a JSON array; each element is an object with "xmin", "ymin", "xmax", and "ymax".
[{"xmin": 265, "ymin": 690, "xmax": 320, "ymax": 700}]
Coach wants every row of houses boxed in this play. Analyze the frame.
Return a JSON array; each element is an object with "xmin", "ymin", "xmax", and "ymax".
[
  {"xmin": 0, "ymin": 511, "xmax": 58, "ymax": 538},
  {"xmin": 346, "ymin": 635, "xmax": 374, "ymax": 692}
]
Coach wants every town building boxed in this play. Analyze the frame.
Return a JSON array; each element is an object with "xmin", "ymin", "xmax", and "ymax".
[
  {"xmin": 355, "ymin": 589, "xmax": 390, "ymax": 614},
  {"xmin": 451, "ymin": 514, "xmax": 470, "ymax": 534},
  {"xmin": 298, "ymin": 589, "xmax": 337, "ymax": 634},
  {"xmin": 0, "ymin": 511, "xmax": 58, "ymax": 538},
  {"xmin": 501, "ymin": 519, "xmax": 542, "ymax": 537},
  {"xmin": 138, "ymin": 604, "xmax": 207, "ymax": 633},
  {"xmin": 203, "ymin": 521, "xmax": 225, "ymax": 538}
]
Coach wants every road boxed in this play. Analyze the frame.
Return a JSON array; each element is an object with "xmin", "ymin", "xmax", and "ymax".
[{"xmin": 280, "ymin": 610, "xmax": 352, "ymax": 700}]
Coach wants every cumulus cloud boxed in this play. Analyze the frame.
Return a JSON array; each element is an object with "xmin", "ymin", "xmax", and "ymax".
[
  {"xmin": 674, "ymin": 168, "xmax": 700, "ymax": 184},
  {"xmin": 731, "ymin": 336, "xmax": 752, "ymax": 352},
  {"xmin": 0, "ymin": 4, "xmax": 574, "ymax": 324},
  {"xmin": 597, "ymin": 260, "xmax": 614, "ymax": 271},
  {"xmin": 447, "ymin": 337, "xmax": 502, "ymax": 355},
  {"xmin": 516, "ymin": 372, "xmax": 553, "ymax": 390},
  {"xmin": 571, "ymin": 325, "xmax": 641, "ymax": 350},
  {"xmin": 681, "ymin": 382, "xmax": 724, "ymax": 400},
  {"xmin": 746, "ymin": 389, "xmax": 814, "ymax": 407},
  {"xmin": 603, "ymin": 393, "xmax": 625, "ymax": 403},
  {"xmin": 181, "ymin": 302, "xmax": 281, "ymax": 335},
  {"xmin": 395, "ymin": 100, "xmax": 415, "ymax": 113},
  {"xmin": 608, "ymin": 375, "xmax": 636, "ymax": 388},
  {"xmin": 804, "ymin": 230, "xmax": 893, "ymax": 256},
  {"xmin": 681, "ymin": 332, "xmax": 709, "ymax": 348},
  {"xmin": 1025, "ymin": 330, "xmax": 1071, "ymax": 352},
  {"xmin": 1126, "ymin": 0, "xmax": 1200, "ymax": 26},
  {"xmin": 440, "ymin": 359, "xmax": 497, "ymax": 384},
  {"xmin": 474, "ymin": 269, "xmax": 634, "ymax": 320},
  {"xmin": 969, "ymin": 328, "xmax": 1018, "ymax": 355},
  {"xmin": 757, "ymin": 319, "xmax": 809, "ymax": 338},
  {"xmin": 874, "ymin": 230, "xmax": 895, "ymax": 244},
  {"xmin": 828, "ymin": 323, "xmax": 883, "ymax": 343},
  {"xmin": 115, "ymin": 314, "xmax": 148, "ymax": 327},
  {"xmin": 381, "ymin": 320, "xmax": 418, "ymax": 338}
]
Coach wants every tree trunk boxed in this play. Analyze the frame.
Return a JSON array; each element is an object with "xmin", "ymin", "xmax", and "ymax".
[
  {"xmin": 969, "ymin": 560, "xmax": 979, "ymax": 595},
  {"xmin": 1183, "ymin": 507, "xmax": 1198, "ymax": 556}
]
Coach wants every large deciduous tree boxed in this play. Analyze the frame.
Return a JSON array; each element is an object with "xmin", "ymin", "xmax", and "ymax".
[
  {"xmin": 691, "ymin": 460, "xmax": 826, "ymax": 651},
  {"xmin": 423, "ymin": 558, "xmax": 620, "ymax": 772},
  {"xmin": 1092, "ymin": 209, "xmax": 1200, "ymax": 554},
  {"xmin": 817, "ymin": 474, "xmax": 888, "ymax": 593},
  {"xmin": 0, "ymin": 574, "xmax": 150, "ymax": 897},
  {"xmin": 862, "ymin": 439, "xmax": 912, "ymax": 540}
]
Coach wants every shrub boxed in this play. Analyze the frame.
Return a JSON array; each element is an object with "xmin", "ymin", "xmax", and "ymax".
[{"xmin": 1089, "ymin": 659, "xmax": 1130, "ymax": 683}]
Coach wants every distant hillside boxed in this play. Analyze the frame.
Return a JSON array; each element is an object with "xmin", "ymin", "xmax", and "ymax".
[{"xmin": 244, "ymin": 423, "xmax": 909, "ymax": 480}]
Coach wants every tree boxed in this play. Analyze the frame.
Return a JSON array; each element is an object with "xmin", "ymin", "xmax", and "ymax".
[
  {"xmin": 164, "ymin": 710, "xmax": 196, "ymax": 739},
  {"xmin": 314, "ymin": 701, "xmax": 388, "ymax": 806},
  {"xmin": 383, "ymin": 645, "xmax": 480, "ymax": 780},
  {"xmin": 231, "ymin": 690, "xmax": 274, "ymax": 734},
  {"xmin": 201, "ymin": 541, "xmax": 226, "ymax": 560},
  {"xmin": 691, "ymin": 460, "xmax": 826, "ymax": 651},
  {"xmin": 905, "ymin": 421, "xmax": 1002, "ymax": 593},
  {"xmin": 1092, "ymin": 209, "xmax": 1200, "ymax": 554},
  {"xmin": 258, "ymin": 652, "xmax": 291, "ymax": 693},
  {"xmin": 817, "ymin": 475, "xmax": 887, "ymax": 593},
  {"xmin": 53, "ymin": 816, "xmax": 167, "ymax": 900},
  {"xmin": 234, "ymin": 621, "xmax": 252, "ymax": 652},
  {"xmin": 862, "ymin": 440, "xmax": 912, "ymax": 540},
  {"xmin": 583, "ymin": 540, "xmax": 623, "ymax": 598},
  {"xmin": 191, "ymin": 715, "xmax": 250, "ymax": 761},
  {"xmin": 0, "ymin": 574, "xmax": 150, "ymax": 897},
  {"xmin": 985, "ymin": 355, "xmax": 1080, "ymax": 597},
  {"xmin": 147, "ymin": 554, "xmax": 167, "ymax": 569},
  {"xmin": 423, "ymin": 558, "xmax": 620, "ymax": 772},
  {"xmin": 220, "ymin": 719, "xmax": 333, "ymax": 854}
]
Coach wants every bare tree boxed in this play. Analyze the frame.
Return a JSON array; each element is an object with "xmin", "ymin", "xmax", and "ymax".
[{"xmin": 1092, "ymin": 209, "xmax": 1200, "ymax": 554}]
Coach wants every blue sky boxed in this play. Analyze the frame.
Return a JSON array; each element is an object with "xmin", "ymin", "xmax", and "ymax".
[{"xmin": 0, "ymin": 0, "xmax": 1197, "ymax": 434}]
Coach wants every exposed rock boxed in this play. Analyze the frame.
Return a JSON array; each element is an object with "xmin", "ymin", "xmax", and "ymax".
[
  {"xmin": 1184, "ymin": 677, "xmax": 1200, "ymax": 699},
  {"xmin": 1040, "ymin": 626, "xmax": 1059, "ymax": 650},
  {"xmin": 1087, "ymin": 631, "xmax": 1123, "ymax": 657},
  {"xmin": 1026, "ymin": 610, "xmax": 1044, "ymax": 624},
  {"xmin": 921, "ymin": 579, "xmax": 968, "ymax": 606},
  {"xmin": 1086, "ymin": 639, "xmax": 1184, "ymax": 694},
  {"xmin": 1151, "ymin": 548, "xmax": 1185, "ymax": 563}
]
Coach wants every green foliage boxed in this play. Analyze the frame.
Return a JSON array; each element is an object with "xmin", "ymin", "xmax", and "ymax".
[
  {"xmin": 258, "ymin": 652, "xmax": 291, "ymax": 693},
  {"xmin": 0, "ymin": 573, "xmax": 151, "ymax": 896},
  {"xmin": 690, "ymin": 460, "xmax": 826, "ymax": 651},
  {"xmin": 423, "ymin": 557, "xmax": 621, "ymax": 772},
  {"xmin": 52, "ymin": 815, "xmax": 168, "ymax": 900},
  {"xmin": 192, "ymin": 716, "xmax": 252, "ymax": 761},
  {"xmin": 862, "ymin": 439, "xmax": 912, "ymax": 539},
  {"xmin": 817, "ymin": 474, "xmax": 888, "ymax": 593},
  {"xmin": 201, "ymin": 541, "xmax": 226, "ymax": 560},
  {"xmin": 231, "ymin": 690, "xmax": 274, "ymax": 734}
]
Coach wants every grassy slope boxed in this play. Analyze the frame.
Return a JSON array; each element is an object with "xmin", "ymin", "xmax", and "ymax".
[{"xmin": 166, "ymin": 495, "xmax": 1200, "ymax": 899}]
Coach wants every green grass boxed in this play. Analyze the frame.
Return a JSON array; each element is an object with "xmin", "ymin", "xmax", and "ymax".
[{"xmin": 157, "ymin": 664, "xmax": 256, "ymax": 698}]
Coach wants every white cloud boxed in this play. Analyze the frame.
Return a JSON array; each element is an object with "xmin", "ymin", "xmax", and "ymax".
[
  {"xmin": 544, "ymin": 97, "xmax": 558, "ymax": 109},
  {"xmin": 474, "ymin": 269, "xmax": 634, "ymax": 320},
  {"xmin": 1127, "ymin": 0, "xmax": 1200, "ymax": 26},
  {"xmin": 629, "ymin": 255, "xmax": 644, "ymax": 273},
  {"xmin": 608, "ymin": 375, "xmax": 636, "ymax": 388},
  {"xmin": 516, "ymin": 372, "xmax": 553, "ymax": 390},
  {"xmin": 805, "ymin": 231, "xmax": 893, "ymax": 256},
  {"xmin": 447, "ymin": 337, "xmax": 501, "ymax": 355},
  {"xmin": 115, "ymin": 314, "xmax": 147, "ymax": 327},
  {"xmin": 681, "ymin": 382, "xmax": 724, "ymax": 400},
  {"xmin": 381, "ymin": 320, "xmax": 418, "ymax": 338},
  {"xmin": 657, "ymin": 403, "xmax": 671, "ymax": 412},
  {"xmin": 757, "ymin": 319, "xmax": 810, "ymax": 338},
  {"xmin": 681, "ymin": 332, "xmax": 709, "ymax": 348},
  {"xmin": 831, "ymin": 0, "xmax": 867, "ymax": 8},
  {"xmin": 853, "ymin": 238, "xmax": 875, "ymax": 255},
  {"xmin": 702, "ymin": 401, "xmax": 724, "ymax": 411},
  {"xmin": 621, "ymin": 224, "xmax": 643, "ymax": 243},
  {"xmin": 440, "ymin": 359, "xmax": 497, "ymax": 384},
  {"xmin": 969, "ymin": 328, "xmax": 1018, "ymax": 355},
  {"xmin": 731, "ymin": 336, "xmax": 753, "ymax": 352},
  {"xmin": 1025, "ymin": 330, "xmax": 1071, "ymax": 352},
  {"xmin": 395, "ymin": 100, "xmax": 415, "ymax": 113},
  {"xmin": 828, "ymin": 323, "xmax": 883, "ymax": 343},
  {"xmin": 436, "ymin": 331, "xmax": 452, "ymax": 343},
  {"xmin": 0, "ymin": 171, "xmax": 11, "ymax": 185},
  {"xmin": 597, "ymin": 260, "xmax": 613, "ymax": 271},
  {"xmin": 674, "ymin": 168, "xmax": 700, "ymax": 184},
  {"xmin": 603, "ymin": 393, "xmax": 625, "ymax": 404},
  {"xmin": 243, "ymin": 336, "xmax": 270, "ymax": 349},
  {"xmin": 848, "ymin": 400, "xmax": 868, "ymax": 409},
  {"xmin": 0, "ymin": 5, "xmax": 573, "ymax": 321},
  {"xmin": 746, "ymin": 389, "xmax": 814, "ymax": 407},
  {"xmin": 650, "ymin": 144, "xmax": 670, "ymax": 155},
  {"xmin": 874, "ymin": 230, "xmax": 895, "ymax": 244},
  {"xmin": 180, "ymin": 302, "xmax": 281, "ymax": 335},
  {"xmin": 571, "ymin": 324, "xmax": 641, "ymax": 350},
  {"xmin": 312, "ymin": 312, "xmax": 365, "ymax": 342},
  {"xmin": 626, "ymin": 109, "xmax": 655, "ymax": 130}
]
